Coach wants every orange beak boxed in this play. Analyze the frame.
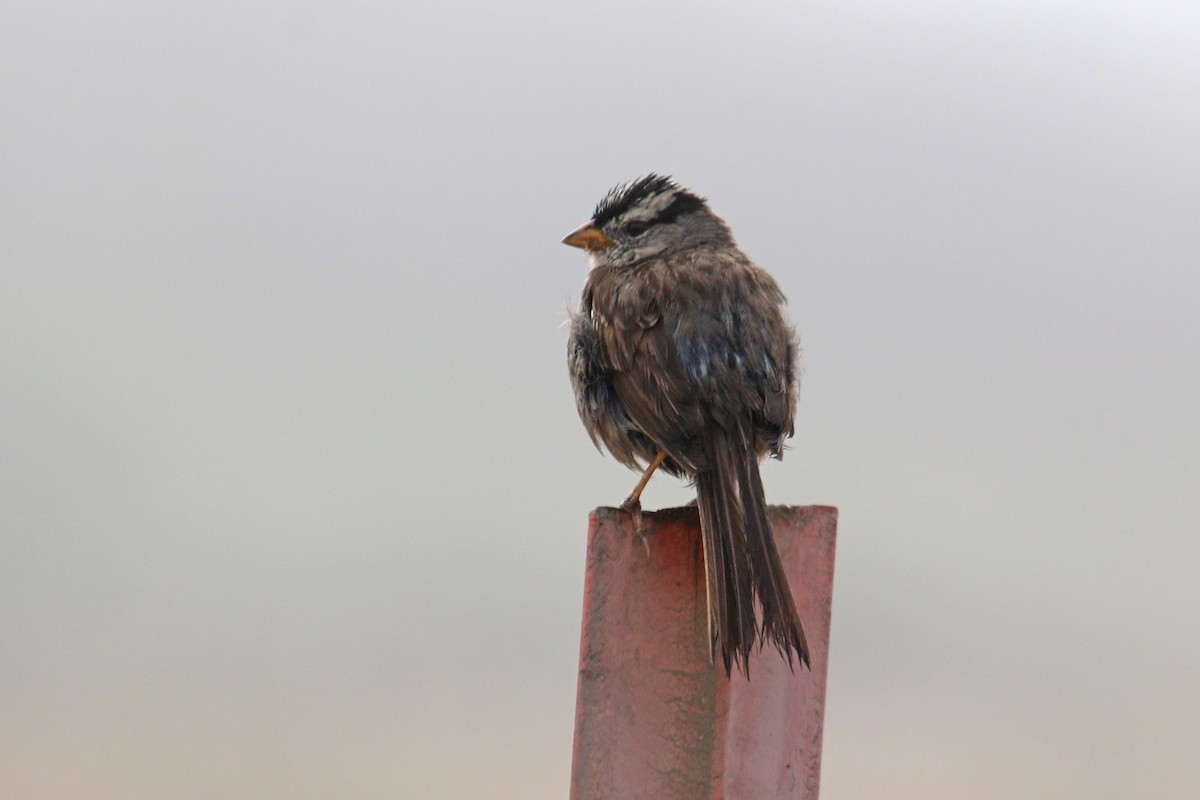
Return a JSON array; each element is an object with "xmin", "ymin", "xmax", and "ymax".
[{"xmin": 562, "ymin": 220, "xmax": 615, "ymax": 251}]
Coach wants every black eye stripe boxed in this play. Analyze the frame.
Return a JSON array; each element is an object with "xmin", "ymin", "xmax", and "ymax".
[
  {"xmin": 616, "ymin": 194, "xmax": 707, "ymax": 236},
  {"xmin": 652, "ymin": 193, "xmax": 704, "ymax": 225}
]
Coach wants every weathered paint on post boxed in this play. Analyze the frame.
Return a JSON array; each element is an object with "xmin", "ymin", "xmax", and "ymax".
[{"xmin": 570, "ymin": 505, "xmax": 837, "ymax": 800}]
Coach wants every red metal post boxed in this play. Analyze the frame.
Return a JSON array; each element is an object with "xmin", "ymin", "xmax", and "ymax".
[{"xmin": 570, "ymin": 505, "xmax": 838, "ymax": 800}]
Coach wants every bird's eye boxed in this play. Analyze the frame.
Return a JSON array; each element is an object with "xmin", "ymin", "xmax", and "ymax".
[{"xmin": 624, "ymin": 221, "xmax": 649, "ymax": 237}]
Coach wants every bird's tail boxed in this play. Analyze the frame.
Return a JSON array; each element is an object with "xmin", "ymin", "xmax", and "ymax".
[{"xmin": 695, "ymin": 438, "xmax": 810, "ymax": 675}]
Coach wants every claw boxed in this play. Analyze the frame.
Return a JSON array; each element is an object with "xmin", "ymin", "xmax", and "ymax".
[
  {"xmin": 620, "ymin": 451, "xmax": 668, "ymax": 557},
  {"xmin": 620, "ymin": 496, "xmax": 651, "ymax": 555}
]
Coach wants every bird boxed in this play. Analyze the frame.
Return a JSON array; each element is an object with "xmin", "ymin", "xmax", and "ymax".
[{"xmin": 563, "ymin": 174, "xmax": 809, "ymax": 675}]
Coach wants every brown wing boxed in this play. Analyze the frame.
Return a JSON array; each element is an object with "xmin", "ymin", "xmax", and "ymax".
[
  {"xmin": 588, "ymin": 259, "xmax": 708, "ymax": 474},
  {"xmin": 599, "ymin": 251, "xmax": 797, "ymax": 471}
]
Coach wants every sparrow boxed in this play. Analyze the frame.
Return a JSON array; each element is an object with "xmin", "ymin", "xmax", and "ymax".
[{"xmin": 563, "ymin": 174, "xmax": 809, "ymax": 675}]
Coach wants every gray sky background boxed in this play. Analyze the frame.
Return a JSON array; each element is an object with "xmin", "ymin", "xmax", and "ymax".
[{"xmin": 3, "ymin": 2, "xmax": 1198, "ymax": 797}]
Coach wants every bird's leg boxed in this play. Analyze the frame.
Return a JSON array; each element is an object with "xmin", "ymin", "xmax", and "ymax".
[
  {"xmin": 621, "ymin": 451, "xmax": 668, "ymax": 555},
  {"xmin": 621, "ymin": 451, "xmax": 668, "ymax": 512}
]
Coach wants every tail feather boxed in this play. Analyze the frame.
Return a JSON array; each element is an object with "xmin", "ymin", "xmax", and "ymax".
[
  {"xmin": 694, "ymin": 436, "xmax": 810, "ymax": 675},
  {"xmin": 695, "ymin": 450, "xmax": 756, "ymax": 674},
  {"xmin": 738, "ymin": 451, "xmax": 810, "ymax": 669}
]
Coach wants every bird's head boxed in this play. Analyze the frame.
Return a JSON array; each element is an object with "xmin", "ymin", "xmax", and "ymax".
[{"xmin": 562, "ymin": 175, "xmax": 733, "ymax": 268}]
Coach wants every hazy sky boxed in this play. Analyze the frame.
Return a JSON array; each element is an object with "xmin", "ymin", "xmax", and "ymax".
[{"xmin": 3, "ymin": 2, "xmax": 1198, "ymax": 798}]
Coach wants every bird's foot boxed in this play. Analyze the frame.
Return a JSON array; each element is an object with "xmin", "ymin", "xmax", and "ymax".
[{"xmin": 620, "ymin": 496, "xmax": 651, "ymax": 556}]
